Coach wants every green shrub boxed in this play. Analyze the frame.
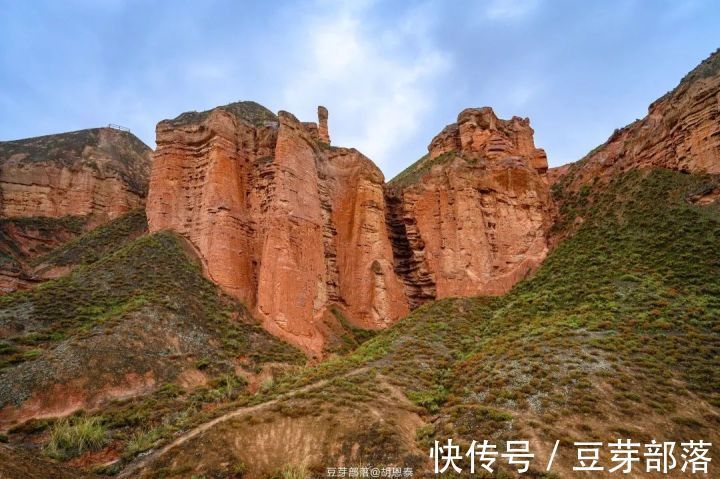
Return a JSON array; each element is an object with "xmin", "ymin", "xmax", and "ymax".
[{"xmin": 407, "ymin": 386, "xmax": 449, "ymax": 413}]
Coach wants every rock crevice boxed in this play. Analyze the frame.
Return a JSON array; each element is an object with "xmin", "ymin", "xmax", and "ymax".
[{"xmin": 147, "ymin": 102, "xmax": 552, "ymax": 355}]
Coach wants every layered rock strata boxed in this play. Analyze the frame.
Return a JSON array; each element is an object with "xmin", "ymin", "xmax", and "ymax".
[
  {"xmin": 558, "ymin": 48, "xmax": 720, "ymax": 188},
  {"xmin": 0, "ymin": 127, "xmax": 153, "ymax": 294},
  {"xmin": 0, "ymin": 127, "xmax": 152, "ymax": 222},
  {"xmin": 147, "ymin": 102, "xmax": 552, "ymax": 355},
  {"xmin": 147, "ymin": 102, "xmax": 407, "ymax": 356},
  {"xmin": 386, "ymin": 107, "xmax": 552, "ymax": 304}
]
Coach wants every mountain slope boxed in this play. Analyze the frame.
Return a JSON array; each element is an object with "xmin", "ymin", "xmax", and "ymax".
[
  {"xmin": 0, "ymin": 443, "xmax": 99, "ymax": 479},
  {"xmin": 124, "ymin": 168, "xmax": 718, "ymax": 478},
  {"xmin": 1, "ymin": 48, "xmax": 718, "ymax": 479},
  {"xmin": 0, "ymin": 229, "xmax": 304, "ymax": 474},
  {"xmin": 0, "ymin": 127, "xmax": 152, "ymax": 220},
  {"xmin": 0, "ymin": 209, "xmax": 148, "ymax": 294},
  {"xmin": 0, "ymin": 215, "xmax": 88, "ymax": 292},
  {"xmin": 0, "ymin": 127, "xmax": 154, "ymax": 295}
]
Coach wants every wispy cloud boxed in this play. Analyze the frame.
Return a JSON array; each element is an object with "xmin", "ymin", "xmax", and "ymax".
[
  {"xmin": 507, "ymin": 84, "xmax": 539, "ymax": 107},
  {"xmin": 281, "ymin": 1, "xmax": 450, "ymax": 172},
  {"xmin": 2, "ymin": 0, "xmax": 717, "ymax": 172}
]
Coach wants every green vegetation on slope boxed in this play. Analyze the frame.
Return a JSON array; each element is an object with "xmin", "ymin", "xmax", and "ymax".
[
  {"xmin": 446, "ymin": 169, "xmax": 720, "ymax": 420},
  {"xmin": 256, "ymin": 169, "xmax": 719, "ymax": 476},
  {"xmin": 170, "ymin": 100, "xmax": 278, "ymax": 127},
  {"xmin": 0, "ymin": 215, "xmax": 87, "ymax": 271},
  {"xmin": 0, "ymin": 210, "xmax": 147, "ymax": 289},
  {"xmin": 387, "ymin": 151, "xmax": 459, "ymax": 189},
  {"xmin": 425, "ymin": 169, "xmax": 716, "ymax": 434},
  {"xmin": 1, "ymin": 230, "xmax": 304, "ymax": 468},
  {"xmin": 34, "ymin": 209, "xmax": 148, "ymax": 268},
  {"xmin": 324, "ymin": 306, "xmax": 379, "ymax": 355},
  {"xmin": 3, "ymin": 168, "xmax": 719, "ymax": 478},
  {"xmin": 0, "ymin": 230, "xmax": 304, "ymax": 371}
]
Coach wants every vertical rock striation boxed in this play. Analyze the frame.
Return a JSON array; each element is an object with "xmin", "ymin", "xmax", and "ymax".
[
  {"xmin": 147, "ymin": 102, "xmax": 552, "ymax": 355},
  {"xmin": 147, "ymin": 103, "xmax": 277, "ymax": 306},
  {"xmin": 321, "ymin": 147, "xmax": 408, "ymax": 329},
  {"xmin": 147, "ymin": 102, "xmax": 407, "ymax": 356}
]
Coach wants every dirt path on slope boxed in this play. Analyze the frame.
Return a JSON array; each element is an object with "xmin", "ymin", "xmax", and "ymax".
[{"xmin": 118, "ymin": 367, "xmax": 370, "ymax": 478}]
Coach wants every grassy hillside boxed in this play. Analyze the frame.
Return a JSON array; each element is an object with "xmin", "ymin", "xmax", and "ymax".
[
  {"xmin": 1, "ymin": 231, "xmax": 302, "ymax": 371},
  {"xmin": 3, "ymin": 168, "xmax": 718, "ymax": 478},
  {"xmin": 380, "ymin": 168, "xmax": 719, "ymax": 473},
  {"xmin": 173, "ymin": 168, "xmax": 716, "ymax": 478},
  {"xmin": 387, "ymin": 152, "xmax": 459, "ymax": 189},
  {"xmin": 0, "ymin": 216, "xmax": 87, "ymax": 282},
  {"xmin": 0, "ymin": 230, "xmax": 304, "ymax": 473},
  {"xmin": 34, "ymin": 209, "xmax": 148, "ymax": 269},
  {"xmin": 170, "ymin": 101, "xmax": 278, "ymax": 127},
  {"xmin": 0, "ymin": 210, "xmax": 148, "ymax": 293}
]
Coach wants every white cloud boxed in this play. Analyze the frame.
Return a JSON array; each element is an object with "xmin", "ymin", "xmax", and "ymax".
[{"xmin": 281, "ymin": 1, "xmax": 450, "ymax": 172}]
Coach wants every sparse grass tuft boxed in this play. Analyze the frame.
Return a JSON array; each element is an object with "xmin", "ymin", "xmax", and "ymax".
[
  {"xmin": 123, "ymin": 427, "xmax": 164, "ymax": 457},
  {"xmin": 43, "ymin": 416, "xmax": 108, "ymax": 460}
]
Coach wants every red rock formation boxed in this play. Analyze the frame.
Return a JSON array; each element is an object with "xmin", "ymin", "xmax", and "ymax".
[
  {"xmin": 147, "ymin": 102, "xmax": 407, "ymax": 356},
  {"xmin": 427, "ymin": 107, "xmax": 548, "ymax": 174},
  {"xmin": 147, "ymin": 104, "xmax": 276, "ymax": 305},
  {"xmin": 254, "ymin": 111, "xmax": 330, "ymax": 354},
  {"xmin": 318, "ymin": 106, "xmax": 330, "ymax": 145},
  {"xmin": 0, "ymin": 127, "xmax": 152, "ymax": 223},
  {"xmin": 558, "ymin": 48, "xmax": 720, "ymax": 188},
  {"xmin": 148, "ymin": 102, "xmax": 552, "ymax": 355},
  {"xmin": 321, "ymin": 148, "xmax": 408, "ymax": 329},
  {"xmin": 387, "ymin": 107, "xmax": 552, "ymax": 304},
  {"xmin": 0, "ymin": 127, "xmax": 152, "ymax": 294}
]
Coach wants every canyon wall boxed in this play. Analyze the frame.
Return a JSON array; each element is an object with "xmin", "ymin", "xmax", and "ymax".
[
  {"xmin": 147, "ymin": 102, "xmax": 552, "ymax": 355},
  {"xmin": 558, "ymin": 48, "xmax": 720, "ymax": 188}
]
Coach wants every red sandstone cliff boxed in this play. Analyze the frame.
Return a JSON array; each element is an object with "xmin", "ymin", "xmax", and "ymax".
[
  {"xmin": 387, "ymin": 107, "xmax": 552, "ymax": 305},
  {"xmin": 556, "ymin": 49, "xmax": 720, "ymax": 189},
  {"xmin": 147, "ymin": 102, "xmax": 551, "ymax": 356},
  {"xmin": 147, "ymin": 102, "xmax": 407, "ymax": 357}
]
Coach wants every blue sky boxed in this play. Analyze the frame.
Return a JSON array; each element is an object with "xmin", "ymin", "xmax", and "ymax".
[{"xmin": 1, "ymin": 0, "xmax": 719, "ymax": 177}]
